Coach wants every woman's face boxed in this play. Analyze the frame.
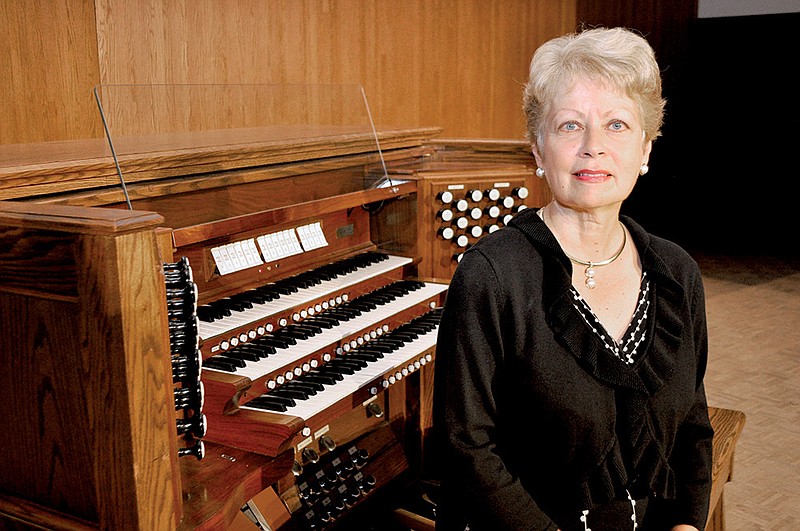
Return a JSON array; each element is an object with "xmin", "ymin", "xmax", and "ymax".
[{"xmin": 532, "ymin": 78, "xmax": 652, "ymax": 213}]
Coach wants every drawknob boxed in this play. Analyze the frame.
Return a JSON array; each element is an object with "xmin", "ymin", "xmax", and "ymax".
[
  {"xmin": 319, "ymin": 435, "xmax": 337, "ymax": 452},
  {"xmin": 178, "ymin": 440, "xmax": 205, "ymax": 460},
  {"xmin": 302, "ymin": 447, "xmax": 320, "ymax": 464},
  {"xmin": 366, "ymin": 401, "xmax": 384, "ymax": 418}
]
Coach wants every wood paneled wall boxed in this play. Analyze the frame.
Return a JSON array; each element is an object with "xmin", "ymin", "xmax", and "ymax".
[
  {"xmin": 1, "ymin": 0, "xmax": 102, "ymax": 144},
  {"xmin": 2, "ymin": 0, "xmax": 577, "ymax": 145}
]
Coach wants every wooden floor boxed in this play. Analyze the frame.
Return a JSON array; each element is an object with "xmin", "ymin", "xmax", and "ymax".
[{"xmin": 695, "ymin": 252, "xmax": 800, "ymax": 530}]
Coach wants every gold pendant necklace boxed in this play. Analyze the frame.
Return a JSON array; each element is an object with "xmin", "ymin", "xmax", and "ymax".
[
  {"xmin": 538, "ymin": 206, "xmax": 627, "ymax": 289},
  {"xmin": 564, "ymin": 228, "xmax": 626, "ymax": 289}
]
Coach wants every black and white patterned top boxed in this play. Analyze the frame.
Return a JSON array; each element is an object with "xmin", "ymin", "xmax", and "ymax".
[{"xmin": 570, "ymin": 272, "xmax": 651, "ymax": 365}]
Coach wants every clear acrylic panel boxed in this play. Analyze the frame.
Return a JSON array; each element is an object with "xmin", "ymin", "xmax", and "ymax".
[{"xmin": 93, "ymin": 83, "xmax": 392, "ymax": 207}]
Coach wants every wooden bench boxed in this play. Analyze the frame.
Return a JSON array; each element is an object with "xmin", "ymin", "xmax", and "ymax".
[{"xmin": 706, "ymin": 406, "xmax": 747, "ymax": 531}]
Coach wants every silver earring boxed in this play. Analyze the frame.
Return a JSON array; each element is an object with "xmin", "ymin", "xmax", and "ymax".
[
  {"xmin": 639, "ymin": 163, "xmax": 649, "ymax": 175},
  {"xmin": 536, "ymin": 167, "xmax": 545, "ymax": 178}
]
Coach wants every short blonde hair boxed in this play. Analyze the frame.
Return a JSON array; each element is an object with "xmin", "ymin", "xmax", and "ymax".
[{"xmin": 523, "ymin": 27, "xmax": 665, "ymax": 149}]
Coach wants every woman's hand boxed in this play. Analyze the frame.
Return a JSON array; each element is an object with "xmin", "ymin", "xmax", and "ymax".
[{"xmin": 670, "ymin": 526, "xmax": 699, "ymax": 531}]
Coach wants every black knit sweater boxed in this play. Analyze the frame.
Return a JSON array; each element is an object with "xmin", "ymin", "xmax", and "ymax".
[{"xmin": 432, "ymin": 207, "xmax": 714, "ymax": 531}]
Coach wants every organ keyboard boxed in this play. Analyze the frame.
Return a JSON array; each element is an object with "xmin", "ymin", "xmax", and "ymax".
[
  {"xmin": 243, "ymin": 308, "xmax": 441, "ymax": 420},
  {"xmin": 198, "ymin": 249, "xmax": 448, "ymax": 458},
  {"xmin": 197, "ymin": 253, "xmax": 413, "ymax": 341},
  {"xmin": 0, "ymin": 86, "xmax": 542, "ymax": 530}
]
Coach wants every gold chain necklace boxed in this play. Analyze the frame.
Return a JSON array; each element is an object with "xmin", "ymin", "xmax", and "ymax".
[{"xmin": 538, "ymin": 206, "xmax": 627, "ymax": 289}]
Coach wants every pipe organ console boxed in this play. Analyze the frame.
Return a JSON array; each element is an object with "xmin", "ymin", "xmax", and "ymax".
[{"xmin": 0, "ymin": 124, "xmax": 542, "ymax": 530}]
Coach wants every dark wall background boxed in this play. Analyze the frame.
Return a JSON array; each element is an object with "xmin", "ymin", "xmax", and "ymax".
[
  {"xmin": 677, "ymin": 13, "xmax": 800, "ymax": 256},
  {"xmin": 577, "ymin": 1, "xmax": 800, "ymax": 257}
]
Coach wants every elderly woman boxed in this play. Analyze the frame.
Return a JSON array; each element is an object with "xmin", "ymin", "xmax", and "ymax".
[{"xmin": 433, "ymin": 27, "xmax": 713, "ymax": 531}]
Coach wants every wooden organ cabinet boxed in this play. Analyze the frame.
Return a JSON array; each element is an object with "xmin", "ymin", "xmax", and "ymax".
[
  {"xmin": 0, "ymin": 93, "xmax": 545, "ymax": 531},
  {"xmin": 389, "ymin": 139, "xmax": 545, "ymax": 281}
]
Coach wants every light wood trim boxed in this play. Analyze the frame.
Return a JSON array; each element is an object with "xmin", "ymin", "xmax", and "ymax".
[{"xmin": 0, "ymin": 127, "xmax": 440, "ymax": 202}]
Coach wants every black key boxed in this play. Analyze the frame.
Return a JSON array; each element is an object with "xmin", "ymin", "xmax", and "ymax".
[
  {"xmin": 251, "ymin": 394, "xmax": 296, "ymax": 407},
  {"xmin": 362, "ymin": 343, "xmax": 394, "ymax": 354},
  {"xmin": 271, "ymin": 283, "xmax": 298, "ymax": 295},
  {"xmin": 303, "ymin": 373, "xmax": 339, "ymax": 385},
  {"xmin": 277, "ymin": 326, "xmax": 312, "ymax": 340},
  {"xmin": 237, "ymin": 290, "xmax": 271, "ymax": 305},
  {"xmin": 237, "ymin": 344, "xmax": 271, "ymax": 359},
  {"xmin": 248, "ymin": 395, "xmax": 295, "ymax": 411},
  {"xmin": 355, "ymin": 347, "xmax": 385, "ymax": 359},
  {"xmin": 303, "ymin": 316, "xmax": 337, "ymax": 328},
  {"xmin": 331, "ymin": 358, "xmax": 367, "ymax": 370},
  {"xmin": 294, "ymin": 323, "xmax": 323, "ymax": 335},
  {"xmin": 248, "ymin": 400, "xmax": 287, "ymax": 412},
  {"xmin": 391, "ymin": 330, "xmax": 419, "ymax": 341},
  {"xmin": 347, "ymin": 352, "xmax": 380, "ymax": 363},
  {"xmin": 273, "ymin": 388, "xmax": 310, "ymax": 400},
  {"xmin": 349, "ymin": 300, "xmax": 377, "ymax": 311},
  {"xmin": 318, "ymin": 363, "xmax": 356, "ymax": 376},
  {"xmin": 326, "ymin": 309, "xmax": 358, "ymax": 320},
  {"xmin": 376, "ymin": 338, "xmax": 407, "ymax": 348},
  {"xmin": 247, "ymin": 339, "xmax": 278, "ymax": 354},
  {"xmin": 288, "ymin": 380, "xmax": 324, "ymax": 393},
  {"xmin": 223, "ymin": 349, "xmax": 260, "ymax": 362},
  {"xmin": 217, "ymin": 297, "xmax": 251, "ymax": 312},
  {"xmin": 203, "ymin": 358, "xmax": 239, "ymax": 372},
  {"xmin": 214, "ymin": 355, "xmax": 247, "ymax": 367},
  {"xmin": 258, "ymin": 334, "xmax": 295, "ymax": 349},
  {"xmin": 252, "ymin": 286, "xmax": 281, "ymax": 300}
]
